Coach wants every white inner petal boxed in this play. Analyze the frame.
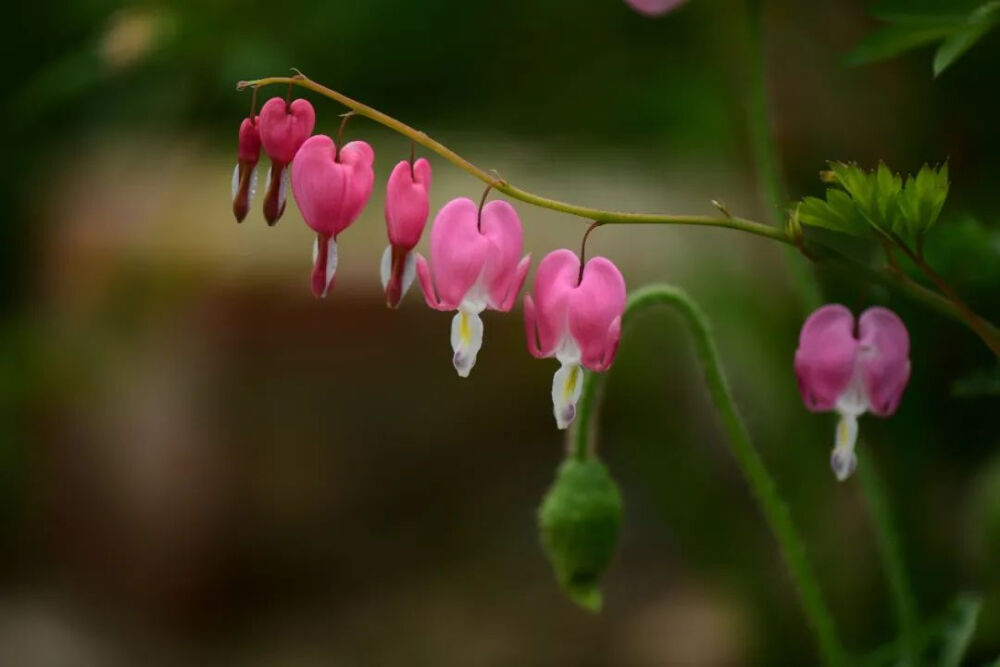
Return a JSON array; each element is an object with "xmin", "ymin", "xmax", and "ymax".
[
  {"xmin": 552, "ymin": 362, "xmax": 584, "ymax": 430},
  {"xmin": 450, "ymin": 308, "xmax": 484, "ymax": 378},
  {"xmin": 379, "ymin": 245, "xmax": 392, "ymax": 290},
  {"xmin": 249, "ymin": 164, "xmax": 258, "ymax": 201},
  {"xmin": 231, "ymin": 163, "xmax": 240, "ymax": 199},
  {"xmin": 277, "ymin": 166, "xmax": 289, "ymax": 211},
  {"xmin": 400, "ymin": 251, "xmax": 416, "ymax": 297},
  {"xmin": 835, "ymin": 370, "xmax": 870, "ymax": 417},
  {"xmin": 312, "ymin": 236, "xmax": 339, "ymax": 298},
  {"xmin": 830, "ymin": 413, "xmax": 859, "ymax": 482},
  {"xmin": 380, "ymin": 246, "xmax": 417, "ymax": 299}
]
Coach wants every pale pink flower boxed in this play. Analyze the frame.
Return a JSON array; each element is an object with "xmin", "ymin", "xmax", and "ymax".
[
  {"xmin": 416, "ymin": 197, "xmax": 531, "ymax": 377},
  {"xmin": 795, "ymin": 304, "xmax": 911, "ymax": 481},
  {"xmin": 291, "ymin": 135, "xmax": 375, "ymax": 297},
  {"xmin": 525, "ymin": 249, "xmax": 626, "ymax": 429}
]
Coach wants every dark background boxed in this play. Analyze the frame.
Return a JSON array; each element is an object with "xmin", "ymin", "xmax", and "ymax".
[{"xmin": 2, "ymin": 0, "xmax": 998, "ymax": 664}]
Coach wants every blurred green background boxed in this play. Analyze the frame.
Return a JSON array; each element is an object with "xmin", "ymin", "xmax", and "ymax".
[{"xmin": 2, "ymin": 0, "xmax": 999, "ymax": 664}]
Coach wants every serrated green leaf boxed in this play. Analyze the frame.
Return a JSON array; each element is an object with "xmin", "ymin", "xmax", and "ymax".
[
  {"xmin": 798, "ymin": 192, "xmax": 869, "ymax": 237},
  {"xmin": 799, "ymin": 162, "xmax": 950, "ymax": 245},
  {"xmin": 938, "ymin": 593, "xmax": 982, "ymax": 667},
  {"xmin": 933, "ymin": 2, "xmax": 1000, "ymax": 76},
  {"xmin": 898, "ymin": 163, "xmax": 949, "ymax": 243}
]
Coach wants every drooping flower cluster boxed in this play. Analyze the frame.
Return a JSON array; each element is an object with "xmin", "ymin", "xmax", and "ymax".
[
  {"xmin": 794, "ymin": 304, "xmax": 911, "ymax": 481},
  {"xmin": 231, "ymin": 98, "xmax": 625, "ymax": 429}
]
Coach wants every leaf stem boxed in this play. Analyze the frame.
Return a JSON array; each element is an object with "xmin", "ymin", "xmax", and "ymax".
[
  {"xmin": 894, "ymin": 241, "xmax": 1000, "ymax": 356},
  {"xmin": 570, "ymin": 284, "xmax": 846, "ymax": 666}
]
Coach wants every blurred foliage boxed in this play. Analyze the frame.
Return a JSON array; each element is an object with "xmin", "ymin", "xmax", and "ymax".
[{"xmin": 848, "ymin": 0, "xmax": 1000, "ymax": 77}]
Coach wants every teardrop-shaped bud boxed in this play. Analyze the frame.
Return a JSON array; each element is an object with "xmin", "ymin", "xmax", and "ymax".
[
  {"xmin": 538, "ymin": 457, "xmax": 622, "ymax": 611},
  {"xmin": 232, "ymin": 117, "xmax": 260, "ymax": 223},
  {"xmin": 257, "ymin": 97, "xmax": 316, "ymax": 225}
]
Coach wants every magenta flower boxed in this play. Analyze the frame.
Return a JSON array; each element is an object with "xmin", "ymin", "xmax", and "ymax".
[
  {"xmin": 231, "ymin": 116, "xmax": 260, "ymax": 223},
  {"xmin": 381, "ymin": 158, "xmax": 432, "ymax": 308},
  {"xmin": 291, "ymin": 135, "xmax": 375, "ymax": 298},
  {"xmin": 524, "ymin": 249, "xmax": 626, "ymax": 429},
  {"xmin": 624, "ymin": 0, "xmax": 688, "ymax": 17},
  {"xmin": 795, "ymin": 304, "xmax": 911, "ymax": 481},
  {"xmin": 258, "ymin": 96, "xmax": 316, "ymax": 225},
  {"xmin": 415, "ymin": 197, "xmax": 531, "ymax": 377}
]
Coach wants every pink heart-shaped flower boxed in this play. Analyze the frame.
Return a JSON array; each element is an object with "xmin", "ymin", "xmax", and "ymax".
[{"xmin": 257, "ymin": 97, "xmax": 315, "ymax": 164}]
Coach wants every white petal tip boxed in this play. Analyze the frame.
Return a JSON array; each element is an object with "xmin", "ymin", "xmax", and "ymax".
[{"xmin": 830, "ymin": 449, "xmax": 858, "ymax": 482}]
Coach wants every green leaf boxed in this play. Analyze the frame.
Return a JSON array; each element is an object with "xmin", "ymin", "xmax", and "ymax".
[
  {"xmin": 938, "ymin": 594, "xmax": 982, "ymax": 667},
  {"xmin": 933, "ymin": 2, "xmax": 1000, "ymax": 76},
  {"xmin": 798, "ymin": 191, "xmax": 869, "ymax": 237},
  {"xmin": 798, "ymin": 162, "xmax": 949, "ymax": 246},
  {"xmin": 898, "ymin": 163, "xmax": 949, "ymax": 244}
]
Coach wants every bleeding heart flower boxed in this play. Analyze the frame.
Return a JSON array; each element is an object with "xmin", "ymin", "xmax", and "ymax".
[
  {"xmin": 624, "ymin": 0, "xmax": 688, "ymax": 16},
  {"xmin": 794, "ymin": 304, "xmax": 911, "ymax": 481},
  {"xmin": 231, "ymin": 117, "xmax": 260, "ymax": 223},
  {"xmin": 257, "ymin": 96, "xmax": 316, "ymax": 225},
  {"xmin": 381, "ymin": 158, "xmax": 432, "ymax": 308},
  {"xmin": 291, "ymin": 134, "xmax": 375, "ymax": 298},
  {"xmin": 524, "ymin": 249, "xmax": 626, "ymax": 429},
  {"xmin": 415, "ymin": 197, "xmax": 531, "ymax": 377}
]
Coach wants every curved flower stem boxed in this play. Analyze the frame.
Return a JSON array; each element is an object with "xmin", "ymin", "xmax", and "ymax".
[
  {"xmin": 236, "ymin": 74, "xmax": 999, "ymax": 356},
  {"xmin": 238, "ymin": 75, "xmax": 790, "ymax": 243},
  {"xmin": 571, "ymin": 284, "xmax": 846, "ymax": 666},
  {"xmin": 858, "ymin": 449, "xmax": 919, "ymax": 666}
]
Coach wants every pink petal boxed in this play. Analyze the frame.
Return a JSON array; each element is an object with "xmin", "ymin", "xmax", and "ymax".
[
  {"xmin": 238, "ymin": 117, "xmax": 261, "ymax": 164},
  {"xmin": 529, "ymin": 249, "xmax": 581, "ymax": 357},
  {"xmin": 385, "ymin": 158, "xmax": 432, "ymax": 249},
  {"xmin": 291, "ymin": 135, "xmax": 374, "ymax": 238},
  {"xmin": 258, "ymin": 97, "xmax": 315, "ymax": 164},
  {"xmin": 624, "ymin": 0, "xmax": 688, "ymax": 17},
  {"xmin": 569, "ymin": 257, "xmax": 627, "ymax": 371},
  {"xmin": 858, "ymin": 307, "xmax": 911, "ymax": 416},
  {"xmin": 336, "ymin": 140, "xmax": 376, "ymax": 227},
  {"xmin": 498, "ymin": 255, "xmax": 532, "ymax": 312},
  {"xmin": 524, "ymin": 294, "xmax": 545, "ymax": 358},
  {"xmin": 415, "ymin": 253, "xmax": 447, "ymax": 310},
  {"xmin": 794, "ymin": 304, "xmax": 859, "ymax": 412},
  {"xmin": 478, "ymin": 200, "xmax": 526, "ymax": 310},
  {"xmin": 427, "ymin": 198, "xmax": 490, "ymax": 309}
]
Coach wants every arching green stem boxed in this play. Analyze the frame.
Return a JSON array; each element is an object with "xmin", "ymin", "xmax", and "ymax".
[{"xmin": 570, "ymin": 284, "xmax": 846, "ymax": 666}]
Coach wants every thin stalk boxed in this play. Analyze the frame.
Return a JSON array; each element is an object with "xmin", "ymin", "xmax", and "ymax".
[
  {"xmin": 237, "ymin": 75, "xmax": 790, "ymax": 243},
  {"xmin": 743, "ymin": 0, "xmax": 823, "ymax": 311},
  {"xmin": 571, "ymin": 284, "xmax": 846, "ymax": 666},
  {"xmin": 858, "ymin": 449, "xmax": 919, "ymax": 666},
  {"xmin": 894, "ymin": 242, "xmax": 1000, "ymax": 356}
]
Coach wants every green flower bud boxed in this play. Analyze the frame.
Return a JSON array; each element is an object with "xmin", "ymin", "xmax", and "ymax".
[{"xmin": 538, "ymin": 457, "xmax": 623, "ymax": 612}]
